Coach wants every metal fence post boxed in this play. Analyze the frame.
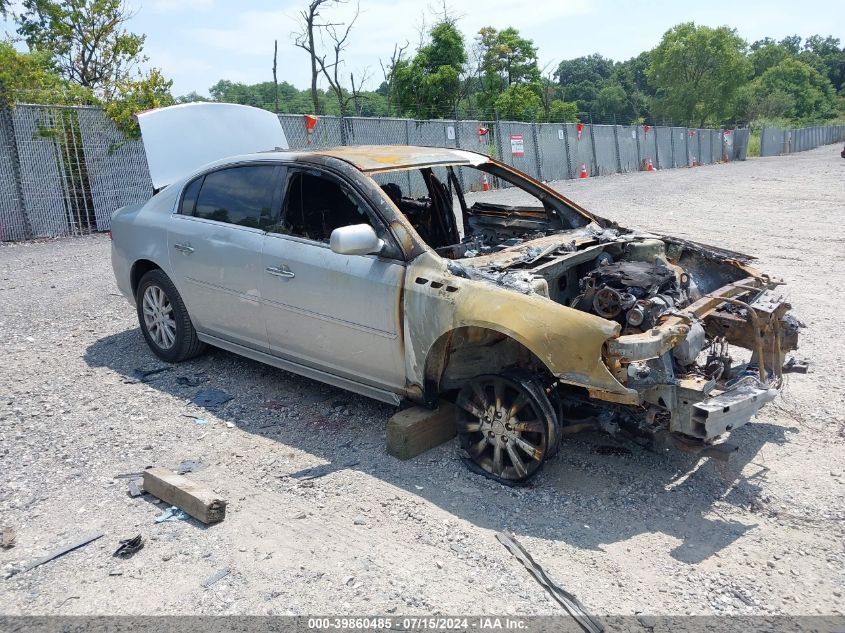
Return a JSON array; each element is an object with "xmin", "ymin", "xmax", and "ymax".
[
  {"xmin": 669, "ymin": 126, "xmax": 676, "ymax": 167},
  {"xmin": 612, "ymin": 114, "xmax": 622, "ymax": 174},
  {"xmin": 561, "ymin": 121, "xmax": 573, "ymax": 179},
  {"xmin": 587, "ymin": 112, "xmax": 598, "ymax": 176},
  {"xmin": 531, "ymin": 121, "xmax": 543, "ymax": 182},
  {"xmin": 635, "ymin": 123, "xmax": 642, "ymax": 169},
  {"xmin": 653, "ymin": 125, "xmax": 661, "ymax": 170},
  {"xmin": 0, "ymin": 88, "xmax": 32, "ymax": 239},
  {"xmin": 494, "ymin": 110, "xmax": 504, "ymax": 165},
  {"xmin": 454, "ymin": 108, "xmax": 465, "ymax": 191},
  {"xmin": 404, "ymin": 118, "xmax": 412, "ymax": 193}
]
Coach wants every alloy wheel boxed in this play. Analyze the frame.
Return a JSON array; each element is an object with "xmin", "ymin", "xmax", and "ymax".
[
  {"xmin": 456, "ymin": 374, "xmax": 554, "ymax": 482},
  {"xmin": 141, "ymin": 284, "xmax": 177, "ymax": 350}
]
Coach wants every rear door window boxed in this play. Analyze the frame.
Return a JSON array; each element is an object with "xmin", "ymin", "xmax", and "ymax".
[
  {"xmin": 179, "ymin": 176, "xmax": 203, "ymax": 215},
  {"xmin": 193, "ymin": 165, "xmax": 277, "ymax": 229}
]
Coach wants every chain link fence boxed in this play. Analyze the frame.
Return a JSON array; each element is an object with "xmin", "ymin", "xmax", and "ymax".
[
  {"xmin": 3, "ymin": 102, "xmax": 837, "ymax": 242},
  {"xmin": 760, "ymin": 124, "xmax": 845, "ymax": 156}
]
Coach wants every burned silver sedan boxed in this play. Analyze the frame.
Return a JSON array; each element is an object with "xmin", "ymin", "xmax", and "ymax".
[{"xmin": 111, "ymin": 105, "xmax": 801, "ymax": 484}]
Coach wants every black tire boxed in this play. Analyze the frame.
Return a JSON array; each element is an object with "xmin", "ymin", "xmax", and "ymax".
[
  {"xmin": 136, "ymin": 269, "xmax": 206, "ymax": 363},
  {"xmin": 455, "ymin": 372, "xmax": 561, "ymax": 484}
]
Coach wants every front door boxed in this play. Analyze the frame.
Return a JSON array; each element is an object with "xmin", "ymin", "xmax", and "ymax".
[
  {"xmin": 260, "ymin": 168, "xmax": 406, "ymax": 391},
  {"xmin": 168, "ymin": 163, "xmax": 281, "ymax": 350}
]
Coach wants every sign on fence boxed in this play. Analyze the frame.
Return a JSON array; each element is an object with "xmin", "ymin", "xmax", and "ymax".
[{"xmin": 510, "ymin": 134, "xmax": 525, "ymax": 157}]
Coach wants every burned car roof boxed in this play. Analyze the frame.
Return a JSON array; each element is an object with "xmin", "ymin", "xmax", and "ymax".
[{"xmin": 312, "ymin": 145, "xmax": 490, "ymax": 173}]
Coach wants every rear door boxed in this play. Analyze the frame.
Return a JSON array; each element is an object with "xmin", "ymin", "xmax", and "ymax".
[
  {"xmin": 260, "ymin": 167, "xmax": 406, "ymax": 391},
  {"xmin": 168, "ymin": 163, "xmax": 281, "ymax": 351}
]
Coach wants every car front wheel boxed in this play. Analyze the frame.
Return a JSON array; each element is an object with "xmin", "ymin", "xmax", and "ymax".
[
  {"xmin": 456, "ymin": 372, "xmax": 560, "ymax": 484},
  {"xmin": 136, "ymin": 269, "xmax": 206, "ymax": 363}
]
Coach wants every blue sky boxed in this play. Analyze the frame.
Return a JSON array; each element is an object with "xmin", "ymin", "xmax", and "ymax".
[{"xmin": 3, "ymin": 0, "xmax": 845, "ymax": 97}]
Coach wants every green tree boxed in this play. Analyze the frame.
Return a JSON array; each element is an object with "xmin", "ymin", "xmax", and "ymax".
[
  {"xmin": 203, "ymin": 79, "xmax": 387, "ymax": 117},
  {"xmin": 749, "ymin": 41, "xmax": 791, "ymax": 77},
  {"xmin": 176, "ymin": 91, "xmax": 209, "ymax": 104},
  {"xmin": 104, "ymin": 68, "xmax": 174, "ymax": 138},
  {"xmin": 591, "ymin": 82, "xmax": 627, "ymax": 121},
  {"xmin": 743, "ymin": 58, "xmax": 837, "ymax": 121},
  {"xmin": 647, "ymin": 22, "xmax": 751, "ymax": 126},
  {"xmin": 0, "ymin": 40, "xmax": 94, "ymax": 105},
  {"xmin": 555, "ymin": 53, "xmax": 614, "ymax": 113},
  {"xmin": 492, "ymin": 84, "xmax": 541, "ymax": 120},
  {"xmin": 475, "ymin": 26, "xmax": 541, "ymax": 118},
  {"xmin": 611, "ymin": 51, "xmax": 654, "ymax": 122},
  {"xmin": 547, "ymin": 99, "xmax": 578, "ymax": 122},
  {"xmin": 800, "ymin": 35, "xmax": 845, "ymax": 95},
  {"xmin": 393, "ymin": 19, "xmax": 467, "ymax": 118},
  {"xmin": 16, "ymin": 0, "xmax": 146, "ymax": 98}
]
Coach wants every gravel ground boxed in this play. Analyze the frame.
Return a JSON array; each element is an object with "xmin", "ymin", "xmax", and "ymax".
[{"xmin": 1, "ymin": 145, "xmax": 843, "ymax": 617}]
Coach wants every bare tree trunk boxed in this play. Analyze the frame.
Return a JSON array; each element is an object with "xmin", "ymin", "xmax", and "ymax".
[
  {"xmin": 308, "ymin": 24, "xmax": 320, "ymax": 113},
  {"xmin": 380, "ymin": 41, "xmax": 408, "ymax": 118},
  {"xmin": 272, "ymin": 39, "xmax": 279, "ymax": 114},
  {"xmin": 294, "ymin": 0, "xmax": 329, "ymax": 115}
]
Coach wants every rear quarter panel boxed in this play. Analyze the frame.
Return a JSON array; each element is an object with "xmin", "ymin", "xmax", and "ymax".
[{"xmin": 110, "ymin": 184, "xmax": 181, "ymax": 301}]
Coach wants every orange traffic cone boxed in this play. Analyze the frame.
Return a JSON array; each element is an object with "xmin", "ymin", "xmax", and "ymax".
[
  {"xmin": 647, "ymin": 158, "xmax": 655, "ymax": 171},
  {"xmin": 579, "ymin": 164, "xmax": 588, "ymax": 179},
  {"xmin": 482, "ymin": 174, "xmax": 490, "ymax": 191}
]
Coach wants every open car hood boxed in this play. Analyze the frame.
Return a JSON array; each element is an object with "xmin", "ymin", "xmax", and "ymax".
[{"xmin": 136, "ymin": 102, "xmax": 289, "ymax": 189}]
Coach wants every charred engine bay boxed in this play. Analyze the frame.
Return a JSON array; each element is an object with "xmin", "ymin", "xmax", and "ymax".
[
  {"xmin": 448, "ymin": 218, "xmax": 753, "ymax": 334},
  {"xmin": 444, "ymin": 208, "xmax": 788, "ymax": 402}
]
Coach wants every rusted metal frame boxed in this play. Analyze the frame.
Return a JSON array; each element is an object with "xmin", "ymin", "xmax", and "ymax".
[
  {"xmin": 771, "ymin": 315, "xmax": 783, "ymax": 380},
  {"xmin": 677, "ymin": 277, "xmax": 762, "ymax": 318},
  {"xmin": 702, "ymin": 294, "xmax": 766, "ymax": 383}
]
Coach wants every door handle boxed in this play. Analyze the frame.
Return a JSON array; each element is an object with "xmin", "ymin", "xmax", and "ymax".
[
  {"xmin": 265, "ymin": 266, "xmax": 295, "ymax": 279},
  {"xmin": 173, "ymin": 243, "xmax": 194, "ymax": 254}
]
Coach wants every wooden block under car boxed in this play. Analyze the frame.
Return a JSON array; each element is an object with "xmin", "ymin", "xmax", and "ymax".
[
  {"xmin": 386, "ymin": 400, "xmax": 458, "ymax": 460},
  {"xmin": 142, "ymin": 467, "xmax": 227, "ymax": 524}
]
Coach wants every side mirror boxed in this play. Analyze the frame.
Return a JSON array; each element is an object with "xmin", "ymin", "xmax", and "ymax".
[{"xmin": 329, "ymin": 224, "xmax": 384, "ymax": 256}]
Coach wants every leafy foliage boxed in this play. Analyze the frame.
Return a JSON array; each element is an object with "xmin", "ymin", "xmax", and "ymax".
[
  {"xmin": 206, "ymin": 79, "xmax": 387, "ymax": 117},
  {"xmin": 392, "ymin": 20, "xmax": 467, "ymax": 118},
  {"xmin": 739, "ymin": 58, "xmax": 837, "ymax": 122},
  {"xmin": 16, "ymin": 0, "xmax": 146, "ymax": 98},
  {"xmin": 647, "ymin": 23, "xmax": 751, "ymax": 126},
  {"xmin": 104, "ymin": 68, "xmax": 174, "ymax": 138},
  {"xmin": 475, "ymin": 27, "xmax": 541, "ymax": 117},
  {"xmin": 0, "ymin": 40, "xmax": 95, "ymax": 106}
]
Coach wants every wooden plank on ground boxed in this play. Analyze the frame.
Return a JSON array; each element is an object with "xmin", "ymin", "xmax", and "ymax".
[
  {"xmin": 142, "ymin": 467, "xmax": 227, "ymax": 524},
  {"xmin": 386, "ymin": 400, "xmax": 458, "ymax": 461}
]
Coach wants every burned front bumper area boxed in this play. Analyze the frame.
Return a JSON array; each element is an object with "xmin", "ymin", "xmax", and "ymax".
[{"xmin": 603, "ymin": 277, "xmax": 800, "ymax": 442}]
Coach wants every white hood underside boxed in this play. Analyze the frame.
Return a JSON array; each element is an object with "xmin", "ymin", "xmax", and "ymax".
[{"xmin": 136, "ymin": 102, "xmax": 289, "ymax": 189}]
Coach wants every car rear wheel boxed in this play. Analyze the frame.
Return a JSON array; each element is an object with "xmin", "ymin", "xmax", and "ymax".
[
  {"xmin": 456, "ymin": 372, "xmax": 560, "ymax": 484},
  {"xmin": 136, "ymin": 269, "xmax": 205, "ymax": 363}
]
